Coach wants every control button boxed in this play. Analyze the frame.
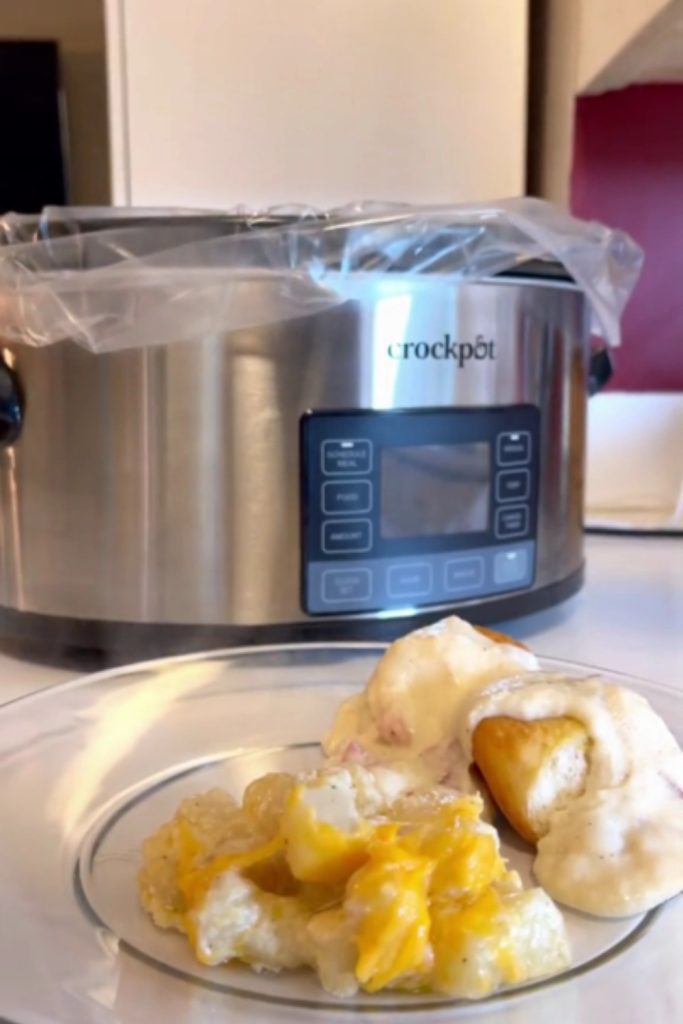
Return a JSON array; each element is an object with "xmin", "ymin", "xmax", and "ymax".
[
  {"xmin": 322, "ymin": 519, "xmax": 372, "ymax": 554},
  {"xmin": 494, "ymin": 505, "xmax": 529, "ymax": 539},
  {"xmin": 496, "ymin": 468, "xmax": 531, "ymax": 503},
  {"xmin": 321, "ymin": 567, "xmax": 372, "ymax": 604},
  {"xmin": 444, "ymin": 556, "xmax": 485, "ymax": 594},
  {"xmin": 493, "ymin": 547, "xmax": 529, "ymax": 586},
  {"xmin": 322, "ymin": 479, "xmax": 372, "ymax": 516},
  {"xmin": 387, "ymin": 562, "xmax": 432, "ymax": 600},
  {"xmin": 322, "ymin": 439, "xmax": 372, "ymax": 476},
  {"xmin": 497, "ymin": 430, "xmax": 531, "ymax": 466}
]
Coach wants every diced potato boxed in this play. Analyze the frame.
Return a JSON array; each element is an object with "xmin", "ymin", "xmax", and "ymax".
[
  {"xmin": 242, "ymin": 772, "xmax": 296, "ymax": 836},
  {"xmin": 431, "ymin": 888, "xmax": 570, "ymax": 999},
  {"xmin": 345, "ymin": 835, "xmax": 433, "ymax": 992},
  {"xmin": 139, "ymin": 764, "xmax": 572, "ymax": 1000},
  {"xmin": 280, "ymin": 770, "xmax": 372, "ymax": 885}
]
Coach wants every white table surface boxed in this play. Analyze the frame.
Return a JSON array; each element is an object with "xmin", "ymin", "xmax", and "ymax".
[{"xmin": 0, "ymin": 533, "xmax": 681, "ymax": 706}]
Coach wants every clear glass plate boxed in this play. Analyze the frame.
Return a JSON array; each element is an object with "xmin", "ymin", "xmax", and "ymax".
[{"xmin": 0, "ymin": 643, "xmax": 681, "ymax": 1024}]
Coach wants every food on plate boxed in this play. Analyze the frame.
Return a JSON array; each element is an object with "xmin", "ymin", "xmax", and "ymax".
[
  {"xmin": 138, "ymin": 611, "xmax": 683, "ymax": 1001},
  {"xmin": 323, "ymin": 616, "xmax": 539, "ymax": 789},
  {"xmin": 139, "ymin": 764, "xmax": 570, "ymax": 998},
  {"xmin": 473, "ymin": 625, "xmax": 529, "ymax": 650},
  {"xmin": 472, "ymin": 715, "xmax": 590, "ymax": 844},
  {"xmin": 464, "ymin": 673, "xmax": 683, "ymax": 917}
]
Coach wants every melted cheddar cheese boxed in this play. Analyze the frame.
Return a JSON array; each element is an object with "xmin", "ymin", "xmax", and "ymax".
[{"xmin": 140, "ymin": 768, "xmax": 570, "ymax": 998}]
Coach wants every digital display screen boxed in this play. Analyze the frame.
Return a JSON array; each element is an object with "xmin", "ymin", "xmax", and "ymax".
[{"xmin": 381, "ymin": 443, "xmax": 490, "ymax": 539}]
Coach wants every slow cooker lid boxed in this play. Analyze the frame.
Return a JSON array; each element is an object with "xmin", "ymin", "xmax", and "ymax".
[
  {"xmin": 0, "ymin": 210, "xmax": 303, "ymax": 244},
  {"xmin": 0, "ymin": 201, "xmax": 641, "ymax": 352},
  {"xmin": 0, "ymin": 210, "xmax": 572, "ymax": 281}
]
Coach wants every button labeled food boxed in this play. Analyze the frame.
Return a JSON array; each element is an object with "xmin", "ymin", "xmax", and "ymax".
[
  {"xmin": 321, "ymin": 567, "xmax": 372, "ymax": 604},
  {"xmin": 322, "ymin": 479, "xmax": 372, "ymax": 515},
  {"xmin": 494, "ymin": 505, "xmax": 529, "ymax": 539},
  {"xmin": 444, "ymin": 556, "xmax": 485, "ymax": 594},
  {"xmin": 496, "ymin": 468, "xmax": 531, "ymax": 503},
  {"xmin": 322, "ymin": 439, "xmax": 372, "ymax": 476},
  {"xmin": 493, "ymin": 547, "xmax": 529, "ymax": 585},
  {"xmin": 321, "ymin": 519, "xmax": 372, "ymax": 554},
  {"xmin": 387, "ymin": 562, "xmax": 432, "ymax": 599},
  {"xmin": 497, "ymin": 430, "xmax": 531, "ymax": 466}
]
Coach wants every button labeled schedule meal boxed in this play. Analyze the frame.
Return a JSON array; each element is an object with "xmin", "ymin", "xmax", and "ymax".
[{"xmin": 321, "ymin": 439, "xmax": 372, "ymax": 475}]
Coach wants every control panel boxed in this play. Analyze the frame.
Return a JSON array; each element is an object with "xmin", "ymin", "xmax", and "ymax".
[{"xmin": 301, "ymin": 407, "xmax": 539, "ymax": 615}]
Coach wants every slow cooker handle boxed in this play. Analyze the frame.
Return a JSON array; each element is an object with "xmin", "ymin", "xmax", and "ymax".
[
  {"xmin": 0, "ymin": 357, "xmax": 24, "ymax": 447},
  {"xmin": 588, "ymin": 345, "xmax": 613, "ymax": 396}
]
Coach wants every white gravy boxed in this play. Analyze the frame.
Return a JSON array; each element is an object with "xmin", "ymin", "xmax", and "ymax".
[
  {"xmin": 463, "ymin": 674, "xmax": 683, "ymax": 916},
  {"xmin": 323, "ymin": 617, "xmax": 537, "ymax": 788}
]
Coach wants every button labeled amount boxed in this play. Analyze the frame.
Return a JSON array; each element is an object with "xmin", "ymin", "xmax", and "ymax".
[
  {"xmin": 322, "ymin": 479, "xmax": 372, "ymax": 515},
  {"xmin": 496, "ymin": 468, "xmax": 531, "ymax": 503},
  {"xmin": 322, "ymin": 439, "xmax": 372, "ymax": 476},
  {"xmin": 497, "ymin": 430, "xmax": 531, "ymax": 466},
  {"xmin": 322, "ymin": 567, "xmax": 372, "ymax": 604},
  {"xmin": 321, "ymin": 519, "xmax": 372, "ymax": 554},
  {"xmin": 444, "ymin": 556, "xmax": 485, "ymax": 594},
  {"xmin": 387, "ymin": 562, "xmax": 432, "ymax": 599}
]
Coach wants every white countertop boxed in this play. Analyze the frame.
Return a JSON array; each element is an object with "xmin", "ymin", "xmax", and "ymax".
[
  {"xmin": 500, "ymin": 532, "xmax": 683, "ymax": 684},
  {"xmin": 0, "ymin": 533, "xmax": 681, "ymax": 705}
]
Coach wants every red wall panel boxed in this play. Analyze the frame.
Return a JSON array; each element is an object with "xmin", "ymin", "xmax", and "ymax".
[{"xmin": 570, "ymin": 83, "xmax": 683, "ymax": 391}]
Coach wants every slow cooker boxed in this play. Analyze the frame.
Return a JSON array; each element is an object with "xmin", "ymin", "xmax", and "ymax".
[{"xmin": 0, "ymin": 205, "xmax": 637, "ymax": 660}]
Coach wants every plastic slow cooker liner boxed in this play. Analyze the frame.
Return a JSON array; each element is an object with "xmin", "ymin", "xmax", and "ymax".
[{"xmin": 0, "ymin": 198, "xmax": 642, "ymax": 353}]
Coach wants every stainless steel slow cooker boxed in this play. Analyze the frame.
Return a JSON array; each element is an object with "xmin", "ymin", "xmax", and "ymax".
[{"xmin": 0, "ymin": 211, "xmax": 615, "ymax": 660}]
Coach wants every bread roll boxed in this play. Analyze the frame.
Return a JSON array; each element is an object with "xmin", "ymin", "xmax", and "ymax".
[
  {"xmin": 473, "ymin": 626, "xmax": 528, "ymax": 651},
  {"xmin": 472, "ymin": 716, "xmax": 589, "ymax": 844}
]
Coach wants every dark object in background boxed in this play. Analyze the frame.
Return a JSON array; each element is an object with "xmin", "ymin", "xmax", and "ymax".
[{"xmin": 0, "ymin": 40, "xmax": 68, "ymax": 213}]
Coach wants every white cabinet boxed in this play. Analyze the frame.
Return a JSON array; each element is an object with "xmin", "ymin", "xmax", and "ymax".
[{"xmin": 105, "ymin": 0, "xmax": 528, "ymax": 207}]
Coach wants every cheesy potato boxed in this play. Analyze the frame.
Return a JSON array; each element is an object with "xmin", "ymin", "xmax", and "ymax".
[{"xmin": 139, "ymin": 765, "xmax": 570, "ymax": 998}]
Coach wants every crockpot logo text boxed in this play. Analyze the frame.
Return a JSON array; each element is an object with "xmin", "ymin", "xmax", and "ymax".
[{"xmin": 387, "ymin": 334, "xmax": 496, "ymax": 368}]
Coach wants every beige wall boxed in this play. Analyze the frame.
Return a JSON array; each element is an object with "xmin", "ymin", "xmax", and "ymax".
[
  {"xmin": 577, "ymin": 0, "xmax": 675, "ymax": 92},
  {"xmin": 0, "ymin": 0, "xmax": 110, "ymax": 204}
]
